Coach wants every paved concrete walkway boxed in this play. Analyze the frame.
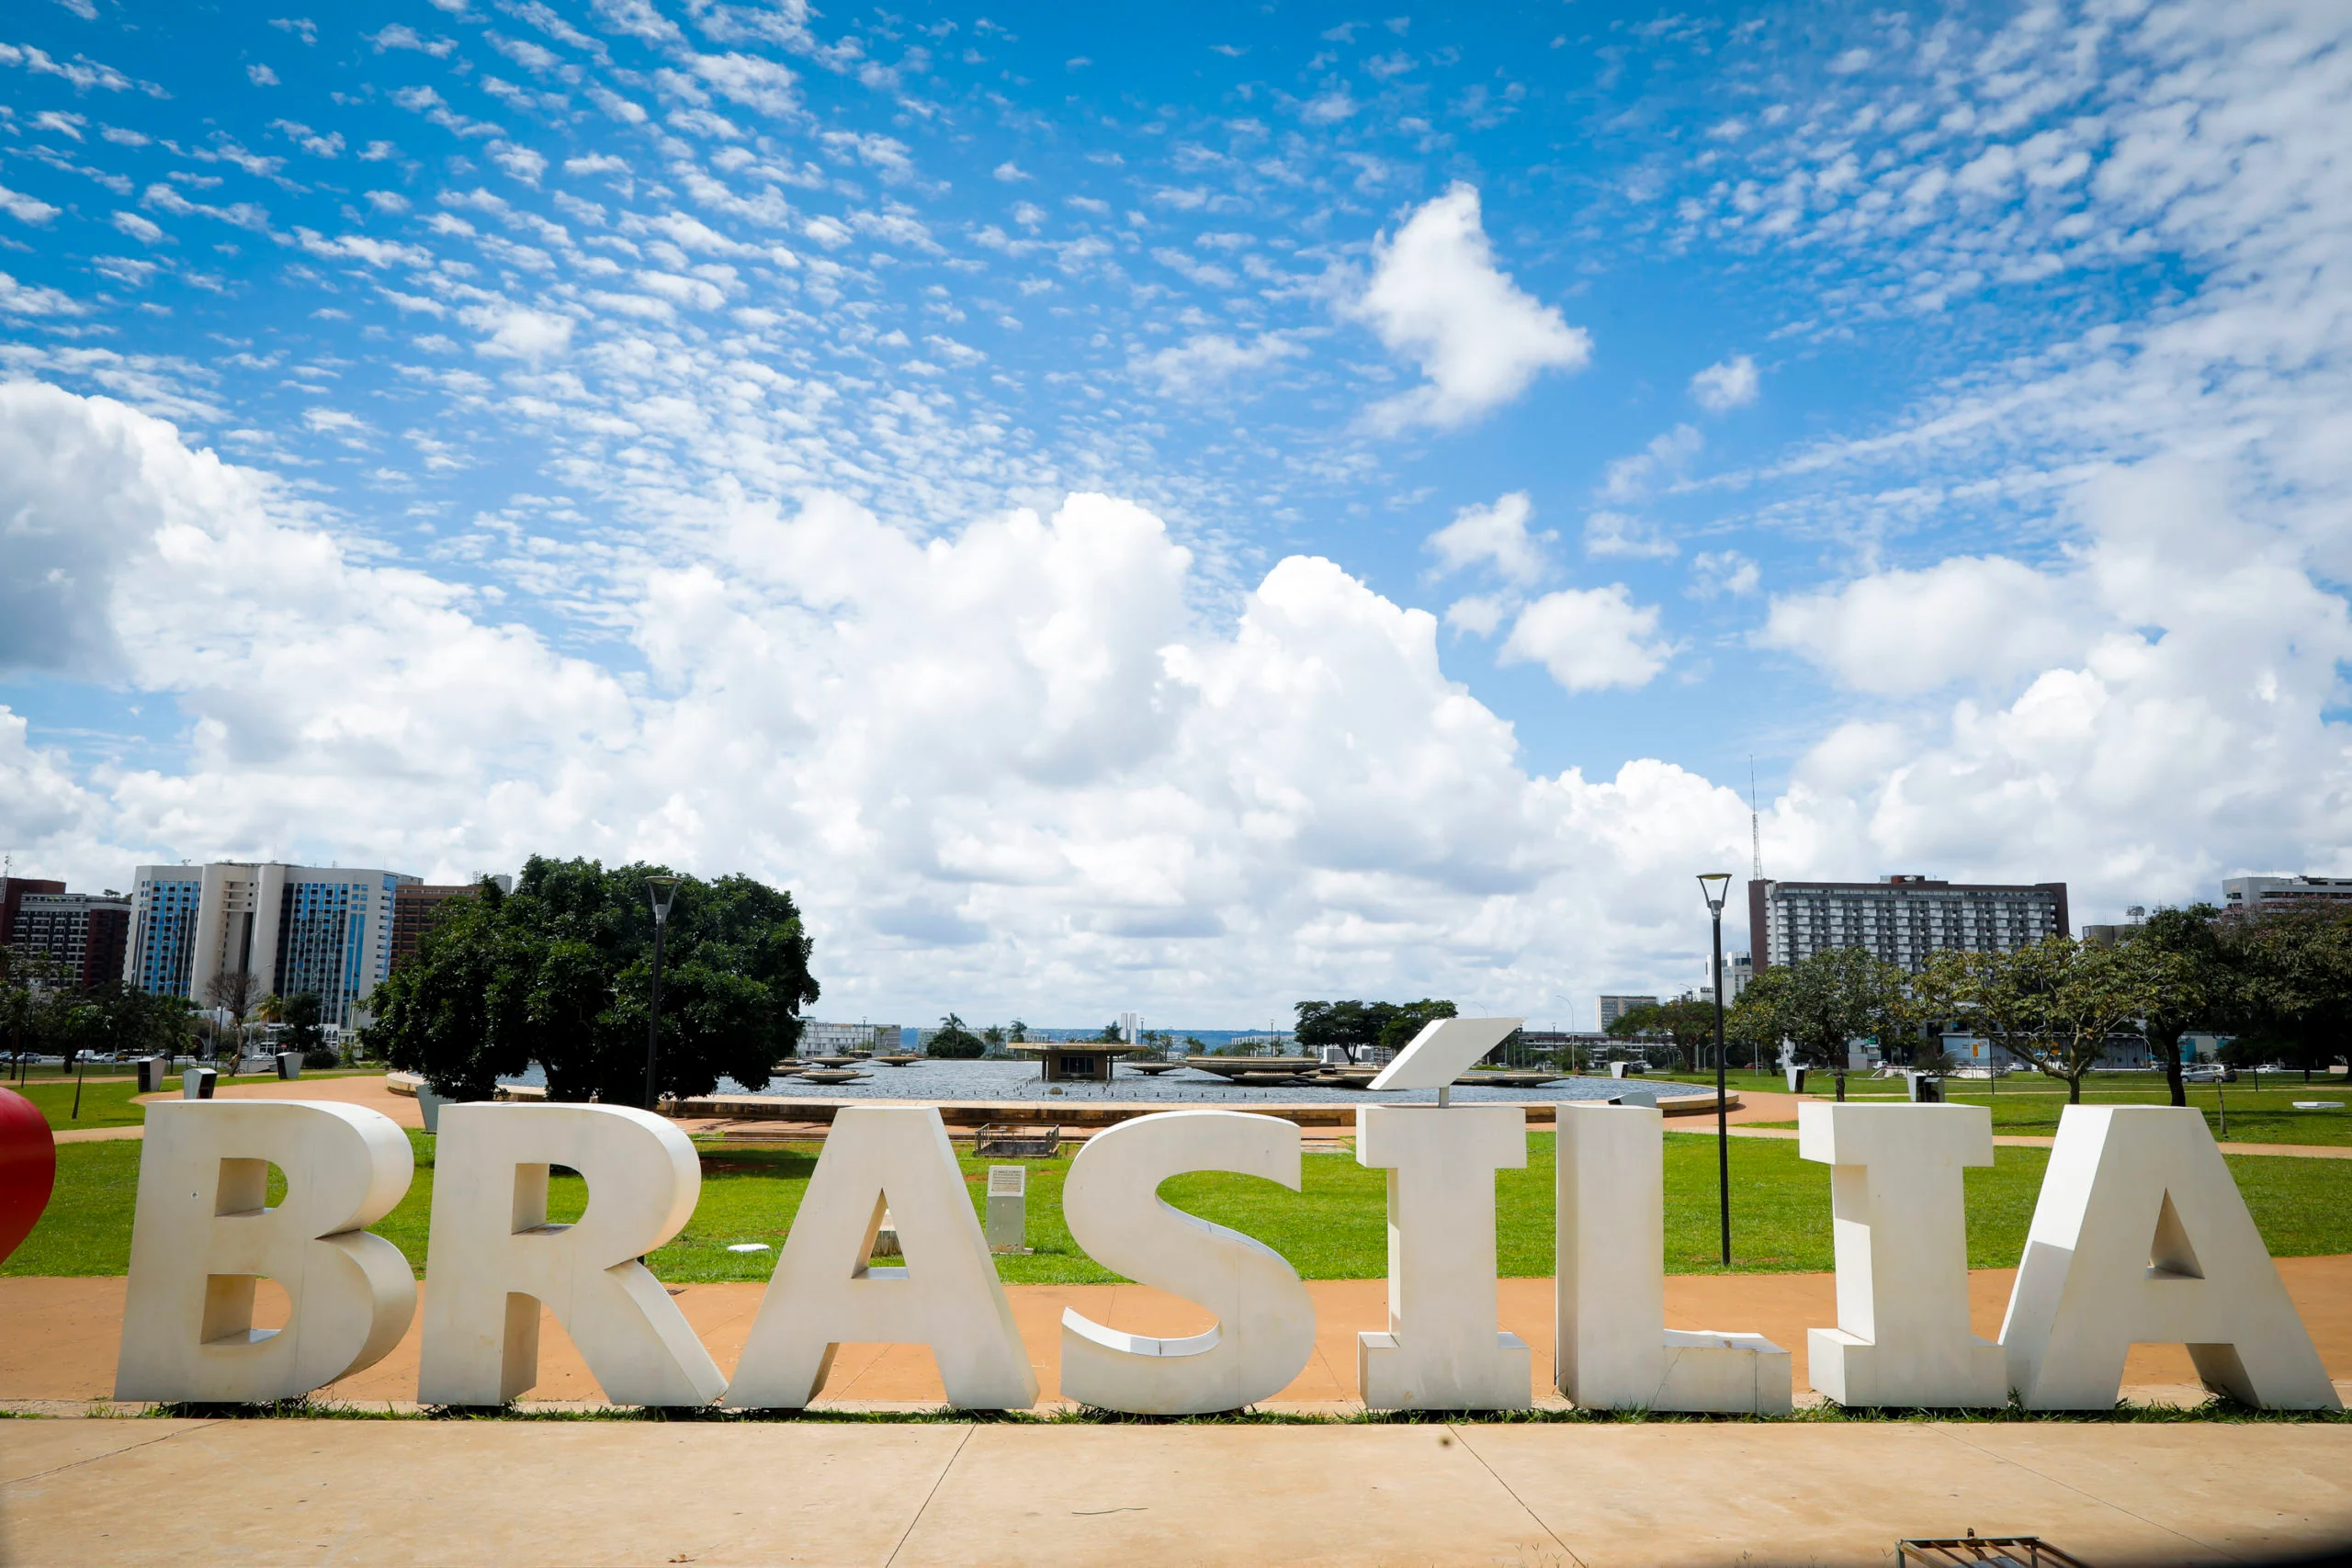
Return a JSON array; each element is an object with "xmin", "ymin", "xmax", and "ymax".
[{"xmin": 4, "ymin": 1414, "xmax": 2347, "ymax": 1565}]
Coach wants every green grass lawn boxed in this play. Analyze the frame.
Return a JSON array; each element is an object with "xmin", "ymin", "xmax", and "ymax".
[
  {"xmin": 14, "ymin": 1129, "xmax": 2352, "ymax": 1284},
  {"xmin": 1647, "ymin": 1066, "xmax": 2352, "ymax": 1147},
  {"xmin": 1, "ymin": 1071, "xmax": 375, "ymax": 1133}
]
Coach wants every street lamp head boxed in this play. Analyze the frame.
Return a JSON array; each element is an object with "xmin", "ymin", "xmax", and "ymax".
[
  {"xmin": 1697, "ymin": 872, "xmax": 1732, "ymax": 913},
  {"xmin": 646, "ymin": 874, "xmax": 682, "ymax": 925}
]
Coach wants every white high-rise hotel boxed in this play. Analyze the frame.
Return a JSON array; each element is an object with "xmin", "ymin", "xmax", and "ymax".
[
  {"xmin": 1748, "ymin": 874, "xmax": 2070, "ymax": 976},
  {"xmin": 128, "ymin": 863, "xmax": 419, "ymax": 1027}
]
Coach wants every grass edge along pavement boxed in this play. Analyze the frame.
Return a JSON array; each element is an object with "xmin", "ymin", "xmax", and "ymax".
[{"xmin": 13, "ymin": 1127, "xmax": 2352, "ymax": 1283}]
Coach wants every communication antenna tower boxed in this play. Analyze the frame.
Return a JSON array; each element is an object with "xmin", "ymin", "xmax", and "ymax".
[{"xmin": 1748, "ymin": 756, "xmax": 1762, "ymax": 882}]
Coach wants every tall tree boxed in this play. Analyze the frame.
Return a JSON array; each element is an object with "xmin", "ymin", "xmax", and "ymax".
[
  {"xmin": 1724, "ymin": 947, "xmax": 1909, "ymax": 1100},
  {"xmin": 203, "ymin": 968, "xmax": 261, "ymax": 1061},
  {"xmin": 2221, "ymin": 906, "xmax": 2352, "ymax": 1082},
  {"xmin": 366, "ymin": 860, "xmax": 819, "ymax": 1103},
  {"xmin": 1605, "ymin": 999, "xmax": 1715, "ymax": 1070},
  {"xmin": 1926, "ymin": 936, "xmax": 2199, "ymax": 1104},
  {"xmin": 926, "ymin": 1012, "xmax": 984, "ymax": 1058},
  {"xmin": 2131, "ymin": 905, "xmax": 2226, "ymax": 1107}
]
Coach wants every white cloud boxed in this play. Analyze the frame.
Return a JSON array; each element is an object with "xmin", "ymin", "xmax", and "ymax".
[
  {"xmin": 1689, "ymin": 354, "xmax": 1758, "ymax": 412},
  {"xmin": 992, "ymin": 161, "xmax": 1029, "ymax": 183},
  {"xmin": 1423, "ymin": 491, "xmax": 1550, "ymax": 585},
  {"xmin": 692, "ymin": 52, "xmax": 798, "ymax": 118},
  {"xmin": 368, "ymin": 25, "xmax": 458, "ymax": 57},
  {"xmin": 1761, "ymin": 554, "xmax": 2080, "ymax": 695},
  {"xmin": 465, "ymin": 304, "xmax": 574, "ymax": 362},
  {"xmin": 1340, "ymin": 184, "xmax": 1591, "ymax": 432},
  {"xmin": 0, "ymin": 273, "xmax": 84, "ymax": 317},
  {"xmin": 491, "ymin": 142, "xmax": 549, "ymax": 185},
  {"xmin": 247, "ymin": 63, "xmax": 279, "ymax": 86},
  {"xmin": 1599, "ymin": 424, "xmax": 1702, "ymax": 503},
  {"xmin": 1499, "ymin": 585, "xmax": 1672, "ymax": 693},
  {"xmin": 0, "ymin": 381, "xmax": 1772, "ymax": 1017},
  {"xmin": 1582, "ymin": 510, "xmax": 1678, "ymax": 560},
  {"xmin": 1688, "ymin": 550, "xmax": 1759, "ymax": 598},
  {"xmin": 1132, "ymin": 332, "xmax": 1303, "ymax": 397},
  {"xmin": 0, "ymin": 186, "xmax": 63, "ymax": 225},
  {"xmin": 110, "ymin": 210, "xmax": 164, "ymax": 243}
]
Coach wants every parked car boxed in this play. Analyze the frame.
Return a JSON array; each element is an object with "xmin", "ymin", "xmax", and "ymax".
[{"xmin": 2183, "ymin": 1066, "xmax": 2236, "ymax": 1083}]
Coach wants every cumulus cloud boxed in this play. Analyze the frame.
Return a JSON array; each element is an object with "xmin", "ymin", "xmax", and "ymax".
[
  {"xmin": 1340, "ymin": 184, "xmax": 1591, "ymax": 432},
  {"xmin": 1499, "ymin": 585, "xmax": 1672, "ymax": 693},
  {"xmin": 1424, "ymin": 491, "xmax": 1551, "ymax": 585},
  {"xmin": 0, "ymin": 380, "xmax": 1768, "ymax": 1017},
  {"xmin": 1761, "ymin": 554, "xmax": 2080, "ymax": 694},
  {"xmin": 1690, "ymin": 354, "xmax": 1758, "ymax": 412}
]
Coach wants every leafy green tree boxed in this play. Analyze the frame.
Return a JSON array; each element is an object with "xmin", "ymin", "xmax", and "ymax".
[
  {"xmin": 2128, "ymin": 905, "xmax": 2226, "ymax": 1106},
  {"xmin": 1094, "ymin": 1020, "xmax": 1125, "ymax": 1044},
  {"xmin": 2220, "ymin": 906, "xmax": 2352, "ymax": 1082},
  {"xmin": 1376, "ymin": 998, "xmax": 1459, "ymax": 1055},
  {"xmin": 927, "ymin": 1012, "xmax": 985, "ymax": 1058},
  {"xmin": 1295, "ymin": 998, "xmax": 1458, "ymax": 1063},
  {"xmin": 367, "ymin": 859, "xmax": 819, "ymax": 1103},
  {"xmin": 1607, "ymin": 998, "xmax": 1717, "ymax": 1070},
  {"xmin": 281, "ymin": 992, "xmax": 333, "ymax": 1066},
  {"xmin": 1925, "ymin": 935, "xmax": 2200, "ymax": 1104},
  {"xmin": 1725, "ymin": 947, "xmax": 1908, "ymax": 1100}
]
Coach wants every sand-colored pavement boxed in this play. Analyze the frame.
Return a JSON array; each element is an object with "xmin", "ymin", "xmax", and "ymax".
[
  {"xmin": 7, "ymin": 1257, "xmax": 2351, "ymax": 1408},
  {"xmin": 3, "ymin": 1410, "xmax": 2348, "ymax": 1565}
]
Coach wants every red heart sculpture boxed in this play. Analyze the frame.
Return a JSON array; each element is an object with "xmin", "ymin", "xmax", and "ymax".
[{"xmin": 0, "ymin": 1085, "xmax": 57, "ymax": 1266}]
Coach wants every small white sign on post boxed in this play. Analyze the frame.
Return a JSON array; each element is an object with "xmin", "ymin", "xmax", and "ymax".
[{"xmin": 986, "ymin": 1165, "xmax": 1027, "ymax": 1254}]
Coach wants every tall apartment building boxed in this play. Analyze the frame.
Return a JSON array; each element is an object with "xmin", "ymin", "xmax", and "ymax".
[
  {"xmin": 1599, "ymin": 995, "xmax": 1658, "ymax": 1029},
  {"xmin": 2222, "ymin": 874, "xmax": 2352, "ymax": 919},
  {"xmin": 1748, "ymin": 874, "xmax": 2070, "ymax": 975},
  {"xmin": 127, "ymin": 863, "xmax": 420, "ymax": 1028},
  {"xmin": 389, "ymin": 874, "xmax": 513, "ymax": 971},
  {"xmin": 9, "ymin": 892, "xmax": 132, "ymax": 992},
  {"xmin": 1, "ymin": 876, "xmax": 66, "ymax": 950}
]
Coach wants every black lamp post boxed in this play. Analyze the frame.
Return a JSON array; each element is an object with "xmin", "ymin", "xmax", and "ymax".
[
  {"xmin": 1698, "ymin": 872, "xmax": 1733, "ymax": 1269},
  {"xmin": 640, "ymin": 875, "xmax": 681, "ymax": 1111}
]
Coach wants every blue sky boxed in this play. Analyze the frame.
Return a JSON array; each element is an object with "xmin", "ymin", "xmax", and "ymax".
[{"xmin": 3, "ymin": 0, "xmax": 2348, "ymax": 1029}]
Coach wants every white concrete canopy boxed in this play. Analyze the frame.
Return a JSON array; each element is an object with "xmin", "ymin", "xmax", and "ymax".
[
  {"xmin": 725, "ymin": 1105, "xmax": 1037, "ymax": 1411},
  {"xmin": 417, "ymin": 1103, "xmax": 726, "ymax": 1407},
  {"xmin": 1555, "ymin": 1103, "xmax": 1792, "ymax": 1414},
  {"xmin": 1057, "ymin": 1110, "xmax": 1317, "ymax": 1415},
  {"xmin": 2000, "ymin": 1105, "xmax": 2340, "ymax": 1411},
  {"xmin": 1354, "ymin": 1103, "xmax": 1532, "ymax": 1410},
  {"xmin": 116, "ymin": 1100, "xmax": 416, "ymax": 1403},
  {"xmin": 1798, "ymin": 1102, "xmax": 2007, "ymax": 1407},
  {"xmin": 1367, "ymin": 1017, "xmax": 1526, "ymax": 1091}
]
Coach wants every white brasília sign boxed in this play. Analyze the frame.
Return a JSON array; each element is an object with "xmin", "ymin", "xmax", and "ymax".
[{"xmin": 114, "ymin": 1097, "xmax": 2340, "ymax": 1415}]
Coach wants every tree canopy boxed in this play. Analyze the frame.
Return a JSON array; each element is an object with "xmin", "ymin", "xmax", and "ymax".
[
  {"xmin": 1294, "ymin": 998, "xmax": 1458, "ymax": 1062},
  {"xmin": 364, "ymin": 857, "xmax": 819, "ymax": 1103},
  {"xmin": 1725, "ymin": 947, "xmax": 1909, "ymax": 1098},
  {"xmin": 2220, "ymin": 905, "xmax": 2352, "ymax": 1080},
  {"xmin": 927, "ymin": 1012, "xmax": 985, "ymax": 1058}
]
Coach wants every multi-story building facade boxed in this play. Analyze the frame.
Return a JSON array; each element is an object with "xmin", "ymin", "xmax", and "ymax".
[
  {"xmin": 127, "ymin": 863, "xmax": 419, "ymax": 1027},
  {"xmin": 9, "ymin": 892, "xmax": 132, "ymax": 992},
  {"xmin": 799, "ymin": 1021, "xmax": 899, "ymax": 1055},
  {"xmin": 1598, "ymin": 995, "xmax": 1658, "ymax": 1029},
  {"xmin": 1, "ymin": 876, "xmax": 66, "ymax": 950},
  {"xmin": 1747, "ymin": 874, "xmax": 2070, "ymax": 975},
  {"xmin": 2222, "ymin": 874, "xmax": 2352, "ymax": 919}
]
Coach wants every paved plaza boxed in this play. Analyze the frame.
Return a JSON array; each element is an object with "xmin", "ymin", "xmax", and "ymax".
[{"xmin": 6, "ymin": 1412, "xmax": 2349, "ymax": 1565}]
